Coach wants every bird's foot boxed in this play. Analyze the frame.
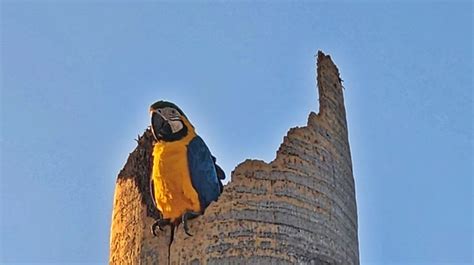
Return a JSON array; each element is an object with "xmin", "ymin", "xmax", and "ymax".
[
  {"xmin": 151, "ymin": 218, "xmax": 171, "ymax": 236},
  {"xmin": 181, "ymin": 211, "xmax": 201, "ymax": 237}
]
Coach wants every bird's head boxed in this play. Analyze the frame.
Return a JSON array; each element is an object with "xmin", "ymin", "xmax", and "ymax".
[{"xmin": 149, "ymin": 100, "xmax": 193, "ymax": 142}]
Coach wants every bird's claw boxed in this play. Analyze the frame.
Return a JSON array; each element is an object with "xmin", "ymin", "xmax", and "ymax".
[
  {"xmin": 181, "ymin": 211, "xmax": 201, "ymax": 237},
  {"xmin": 151, "ymin": 218, "xmax": 171, "ymax": 236},
  {"xmin": 183, "ymin": 221, "xmax": 193, "ymax": 237}
]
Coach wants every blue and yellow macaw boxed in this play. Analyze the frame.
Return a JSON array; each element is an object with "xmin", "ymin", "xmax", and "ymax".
[{"xmin": 148, "ymin": 100, "xmax": 225, "ymax": 237}]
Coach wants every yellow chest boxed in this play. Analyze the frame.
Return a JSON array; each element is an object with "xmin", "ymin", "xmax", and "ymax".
[{"xmin": 151, "ymin": 130, "xmax": 201, "ymax": 220}]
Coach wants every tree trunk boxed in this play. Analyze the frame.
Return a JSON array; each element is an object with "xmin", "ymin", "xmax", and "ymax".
[{"xmin": 109, "ymin": 51, "xmax": 359, "ymax": 265}]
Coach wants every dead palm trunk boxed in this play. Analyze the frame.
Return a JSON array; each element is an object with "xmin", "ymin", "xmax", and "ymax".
[{"xmin": 109, "ymin": 51, "xmax": 359, "ymax": 265}]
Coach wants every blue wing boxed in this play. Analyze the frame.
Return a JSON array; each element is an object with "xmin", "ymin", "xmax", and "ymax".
[{"xmin": 187, "ymin": 136, "xmax": 222, "ymax": 211}]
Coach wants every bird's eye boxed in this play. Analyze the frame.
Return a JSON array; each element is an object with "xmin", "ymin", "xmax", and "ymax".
[{"xmin": 157, "ymin": 109, "xmax": 162, "ymax": 113}]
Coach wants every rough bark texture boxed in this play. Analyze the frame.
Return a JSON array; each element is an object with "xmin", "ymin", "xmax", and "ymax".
[{"xmin": 109, "ymin": 51, "xmax": 359, "ymax": 265}]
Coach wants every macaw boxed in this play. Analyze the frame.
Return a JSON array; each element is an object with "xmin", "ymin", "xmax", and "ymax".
[{"xmin": 148, "ymin": 100, "xmax": 225, "ymax": 237}]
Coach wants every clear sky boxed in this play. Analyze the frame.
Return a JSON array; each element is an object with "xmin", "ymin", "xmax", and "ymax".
[{"xmin": 1, "ymin": 1, "xmax": 472, "ymax": 264}]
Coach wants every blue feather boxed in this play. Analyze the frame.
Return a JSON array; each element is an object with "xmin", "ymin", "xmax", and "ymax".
[{"xmin": 187, "ymin": 136, "xmax": 222, "ymax": 211}]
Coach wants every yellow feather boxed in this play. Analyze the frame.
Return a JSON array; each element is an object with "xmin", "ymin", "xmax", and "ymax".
[{"xmin": 151, "ymin": 117, "xmax": 201, "ymax": 221}]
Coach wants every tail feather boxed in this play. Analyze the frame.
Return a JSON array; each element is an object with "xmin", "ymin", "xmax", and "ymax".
[
  {"xmin": 167, "ymin": 223, "xmax": 175, "ymax": 265},
  {"xmin": 212, "ymin": 156, "xmax": 226, "ymax": 193}
]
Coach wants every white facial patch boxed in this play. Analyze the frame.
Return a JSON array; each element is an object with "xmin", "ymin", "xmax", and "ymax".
[
  {"xmin": 169, "ymin": 120, "xmax": 184, "ymax": 133},
  {"xmin": 155, "ymin": 107, "xmax": 184, "ymax": 133},
  {"xmin": 158, "ymin": 107, "xmax": 180, "ymax": 120}
]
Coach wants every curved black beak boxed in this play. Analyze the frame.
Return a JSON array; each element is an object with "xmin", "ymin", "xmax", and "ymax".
[{"xmin": 151, "ymin": 112, "xmax": 172, "ymax": 140}]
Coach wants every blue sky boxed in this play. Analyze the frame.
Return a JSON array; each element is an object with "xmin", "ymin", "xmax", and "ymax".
[{"xmin": 1, "ymin": 1, "xmax": 472, "ymax": 264}]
